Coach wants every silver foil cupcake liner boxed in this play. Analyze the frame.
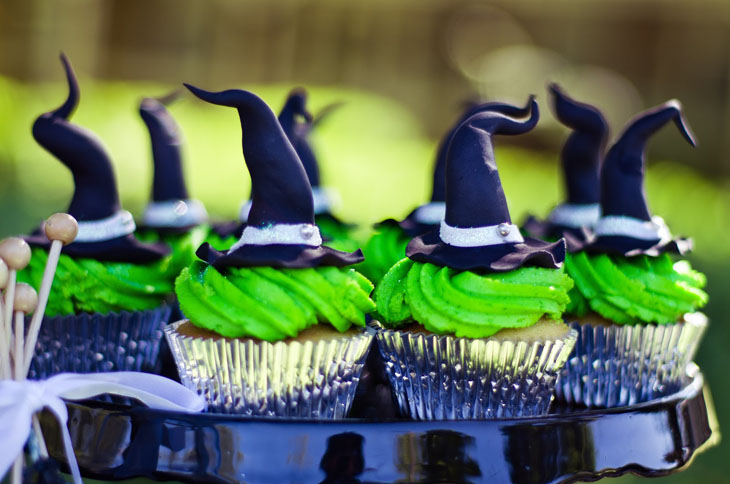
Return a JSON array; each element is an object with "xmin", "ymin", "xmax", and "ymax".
[
  {"xmin": 164, "ymin": 320, "xmax": 374, "ymax": 417},
  {"xmin": 374, "ymin": 323, "xmax": 578, "ymax": 420},
  {"xmin": 29, "ymin": 305, "xmax": 171, "ymax": 379},
  {"xmin": 556, "ymin": 312, "xmax": 708, "ymax": 408}
]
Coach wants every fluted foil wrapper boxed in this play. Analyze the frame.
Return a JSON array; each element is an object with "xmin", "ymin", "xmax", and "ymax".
[
  {"xmin": 165, "ymin": 321, "xmax": 374, "ymax": 417},
  {"xmin": 29, "ymin": 305, "xmax": 171, "ymax": 379},
  {"xmin": 374, "ymin": 324, "xmax": 578, "ymax": 420},
  {"xmin": 557, "ymin": 312, "xmax": 708, "ymax": 408}
]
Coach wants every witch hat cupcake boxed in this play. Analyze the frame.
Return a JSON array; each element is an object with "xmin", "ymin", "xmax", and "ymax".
[
  {"xmin": 360, "ymin": 97, "xmax": 536, "ymax": 283},
  {"xmin": 19, "ymin": 54, "xmax": 174, "ymax": 377},
  {"xmin": 588, "ymin": 100, "xmax": 695, "ymax": 256},
  {"xmin": 167, "ymin": 84, "xmax": 375, "ymax": 417},
  {"xmin": 399, "ymin": 96, "xmax": 537, "ymax": 236},
  {"xmin": 374, "ymin": 99, "xmax": 576, "ymax": 419},
  {"xmin": 407, "ymin": 98, "xmax": 565, "ymax": 271},
  {"xmin": 186, "ymin": 84, "xmax": 363, "ymax": 269},
  {"xmin": 523, "ymin": 84, "xmax": 608, "ymax": 243},
  {"xmin": 138, "ymin": 91, "xmax": 208, "ymax": 234},
  {"xmin": 27, "ymin": 54, "xmax": 169, "ymax": 263},
  {"xmin": 558, "ymin": 100, "xmax": 708, "ymax": 408}
]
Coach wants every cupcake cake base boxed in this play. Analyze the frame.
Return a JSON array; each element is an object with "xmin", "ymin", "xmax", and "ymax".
[
  {"xmin": 29, "ymin": 305, "xmax": 171, "ymax": 379},
  {"xmin": 375, "ymin": 319, "xmax": 578, "ymax": 420},
  {"xmin": 165, "ymin": 320, "xmax": 373, "ymax": 417},
  {"xmin": 557, "ymin": 312, "xmax": 708, "ymax": 408}
]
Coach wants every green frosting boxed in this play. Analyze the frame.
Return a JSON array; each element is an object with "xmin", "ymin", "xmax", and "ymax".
[
  {"xmin": 358, "ymin": 224, "xmax": 409, "ymax": 284},
  {"xmin": 315, "ymin": 214, "xmax": 360, "ymax": 253},
  {"xmin": 376, "ymin": 259, "xmax": 573, "ymax": 338},
  {"xmin": 203, "ymin": 229, "xmax": 238, "ymax": 253},
  {"xmin": 565, "ymin": 252, "xmax": 708, "ymax": 324},
  {"xmin": 18, "ymin": 247, "xmax": 174, "ymax": 316},
  {"xmin": 137, "ymin": 225, "xmax": 210, "ymax": 276},
  {"xmin": 176, "ymin": 260, "xmax": 376, "ymax": 341}
]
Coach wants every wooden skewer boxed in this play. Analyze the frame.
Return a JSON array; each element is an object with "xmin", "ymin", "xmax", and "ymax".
[
  {"xmin": 23, "ymin": 214, "xmax": 78, "ymax": 375},
  {"xmin": 0, "ymin": 258, "xmax": 9, "ymax": 379},
  {"xmin": 13, "ymin": 283, "xmax": 37, "ymax": 380},
  {"xmin": 0, "ymin": 239, "xmax": 30, "ymax": 380},
  {"xmin": 10, "ymin": 283, "xmax": 36, "ymax": 484}
]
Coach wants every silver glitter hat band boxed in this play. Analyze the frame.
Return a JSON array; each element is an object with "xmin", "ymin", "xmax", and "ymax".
[
  {"xmin": 412, "ymin": 202, "xmax": 446, "ymax": 225},
  {"xmin": 548, "ymin": 203, "xmax": 601, "ymax": 229},
  {"xmin": 439, "ymin": 220, "xmax": 524, "ymax": 247},
  {"xmin": 74, "ymin": 210, "xmax": 136, "ymax": 242},
  {"xmin": 594, "ymin": 215, "xmax": 671, "ymax": 241},
  {"xmin": 239, "ymin": 188, "xmax": 338, "ymax": 223},
  {"xmin": 142, "ymin": 199, "xmax": 208, "ymax": 228},
  {"xmin": 228, "ymin": 223, "xmax": 323, "ymax": 252}
]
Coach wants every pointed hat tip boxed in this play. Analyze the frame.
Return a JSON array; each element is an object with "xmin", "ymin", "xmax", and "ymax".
[{"xmin": 664, "ymin": 98, "xmax": 697, "ymax": 148}]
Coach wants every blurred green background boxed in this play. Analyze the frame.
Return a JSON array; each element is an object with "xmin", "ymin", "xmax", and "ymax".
[{"xmin": 1, "ymin": 0, "xmax": 728, "ymax": 482}]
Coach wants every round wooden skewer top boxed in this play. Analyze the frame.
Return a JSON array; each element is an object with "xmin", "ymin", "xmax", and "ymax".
[
  {"xmin": 44, "ymin": 213, "xmax": 79, "ymax": 245},
  {"xmin": 13, "ymin": 283, "xmax": 38, "ymax": 314},
  {"xmin": 0, "ymin": 238, "xmax": 31, "ymax": 271},
  {"xmin": 0, "ymin": 259, "xmax": 8, "ymax": 289}
]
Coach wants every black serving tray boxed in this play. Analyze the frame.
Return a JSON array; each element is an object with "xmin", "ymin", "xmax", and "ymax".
[{"xmin": 39, "ymin": 365, "xmax": 719, "ymax": 484}]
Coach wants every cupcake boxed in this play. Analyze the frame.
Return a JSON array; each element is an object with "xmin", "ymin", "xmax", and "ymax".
[
  {"xmin": 136, "ymin": 91, "xmax": 210, "ymax": 277},
  {"xmin": 375, "ymin": 99, "xmax": 577, "ymax": 420},
  {"xmin": 165, "ymin": 84, "xmax": 375, "ymax": 417},
  {"xmin": 360, "ymin": 97, "xmax": 534, "ymax": 284},
  {"xmin": 210, "ymin": 88, "xmax": 358, "ymax": 252},
  {"xmin": 19, "ymin": 54, "xmax": 173, "ymax": 377},
  {"xmin": 559, "ymin": 100, "xmax": 709, "ymax": 408},
  {"xmin": 523, "ymin": 84, "xmax": 608, "ymax": 245}
]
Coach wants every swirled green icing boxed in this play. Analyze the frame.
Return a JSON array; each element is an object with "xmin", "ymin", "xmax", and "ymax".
[
  {"xmin": 358, "ymin": 224, "xmax": 409, "ymax": 284},
  {"xmin": 376, "ymin": 259, "xmax": 573, "ymax": 338},
  {"xmin": 565, "ymin": 252, "xmax": 708, "ymax": 324},
  {"xmin": 18, "ymin": 248, "xmax": 174, "ymax": 316},
  {"xmin": 315, "ymin": 214, "xmax": 361, "ymax": 253},
  {"xmin": 137, "ymin": 225, "xmax": 210, "ymax": 276},
  {"xmin": 176, "ymin": 260, "xmax": 375, "ymax": 341}
]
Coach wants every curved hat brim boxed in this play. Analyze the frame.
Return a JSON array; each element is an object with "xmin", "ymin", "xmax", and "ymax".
[
  {"xmin": 522, "ymin": 215, "xmax": 591, "ymax": 253},
  {"xmin": 25, "ymin": 232, "xmax": 170, "ymax": 263},
  {"xmin": 209, "ymin": 221, "xmax": 245, "ymax": 239},
  {"xmin": 375, "ymin": 213, "xmax": 438, "ymax": 239},
  {"xmin": 585, "ymin": 235, "xmax": 692, "ymax": 257},
  {"xmin": 406, "ymin": 229, "xmax": 566, "ymax": 272},
  {"xmin": 197, "ymin": 242, "xmax": 364, "ymax": 269}
]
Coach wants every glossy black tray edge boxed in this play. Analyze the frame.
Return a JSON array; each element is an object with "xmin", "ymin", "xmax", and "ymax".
[{"xmin": 39, "ymin": 366, "xmax": 720, "ymax": 484}]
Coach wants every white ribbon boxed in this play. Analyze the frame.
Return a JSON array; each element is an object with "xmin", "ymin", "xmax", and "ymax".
[
  {"xmin": 439, "ymin": 220, "xmax": 524, "ymax": 247},
  {"xmin": 0, "ymin": 372, "xmax": 204, "ymax": 484},
  {"xmin": 548, "ymin": 203, "xmax": 601, "ymax": 229},
  {"xmin": 142, "ymin": 199, "xmax": 208, "ymax": 228},
  {"xmin": 412, "ymin": 202, "xmax": 446, "ymax": 225},
  {"xmin": 229, "ymin": 223, "xmax": 323, "ymax": 252},
  {"xmin": 74, "ymin": 210, "xmax": 136, "ymax": 242},
  {"xmin": 594, "ymin": 215, "xmax": 670, "ymax": 241}
]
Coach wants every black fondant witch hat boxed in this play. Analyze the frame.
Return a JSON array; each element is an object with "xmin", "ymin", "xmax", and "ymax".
[
  {"xmin": 27, "ymin": 54, "xmax": 168, "ymax": 262},
  {"xmin": 407, "ymin": 99, "xmax": 566, "ymax": 272},
  {"xmin": 587, "ymin": 100, "xmax": 695, "ymax": 256},
  {"xmin": 184, "ymin": 83, "xmax": 363, "ymax": 269},
  {"xmin": 523, "ymin": 84, "xmax": 608, "ymax": 243},
  {"xmin": 390, "ymin": 96, "xmax": 536, "ymax": 238},
  {"xmin": 276, "ymin": 88, "xmax": 348, "ymax": 226},
  {"xmin": 139, "ymin": 91, "xmax": 208, "ymax": 233},
  {"xmin": 235, "ymin": 88, "xmax": 345, "ymax": 226}
]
